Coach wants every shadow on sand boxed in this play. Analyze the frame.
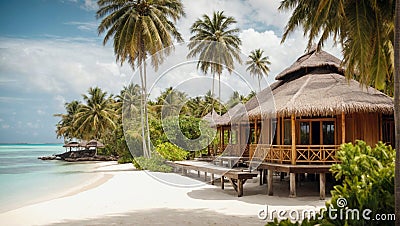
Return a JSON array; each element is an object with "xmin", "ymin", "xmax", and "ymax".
[{"xmin": 47, "ymin": 208, "xmax": 263, "ymax": 226}]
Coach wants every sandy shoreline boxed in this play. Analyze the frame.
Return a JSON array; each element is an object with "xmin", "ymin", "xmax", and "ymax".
[{"xmin": 0, "ymin": 162, "xmax": 328, "ymax": 225}]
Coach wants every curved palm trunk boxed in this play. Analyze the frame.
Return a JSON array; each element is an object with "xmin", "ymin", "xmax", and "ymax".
[
  {"xmin": 258, "ymin": 77, "xmax": 261, "ymax": 93},
  {"xmin": 394, "ymin": 0, "xmax": 400, "ymax": 223}
]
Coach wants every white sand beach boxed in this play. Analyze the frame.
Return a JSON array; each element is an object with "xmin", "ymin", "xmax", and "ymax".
[{"xmin": 0, "ymin": 162, "xmax": 327, "ymax": 226}]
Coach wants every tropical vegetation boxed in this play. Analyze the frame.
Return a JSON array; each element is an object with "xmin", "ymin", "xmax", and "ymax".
[
  {"xmin": 246, "ymin": 49, "xmax": 271, "ymax": 92},
  {"xmin": 55, "ymin": 85, "xmax": 254, "ymax": 166},
  {"xmin": 97, "ymin": 0, "xmax": 185, "ymax": 158},
  {"xmin": 187, "ymin": 11, "xmax": 242, "ymax": 114}
]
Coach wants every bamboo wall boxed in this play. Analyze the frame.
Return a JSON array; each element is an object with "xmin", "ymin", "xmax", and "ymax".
[{"xmin": 344, "ymin": 112, "xmax": 380, "ymax": 146}]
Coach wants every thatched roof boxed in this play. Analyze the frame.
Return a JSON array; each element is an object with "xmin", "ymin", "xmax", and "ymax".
[
  {"xmin": 202, "ymin": 109, "xmax": 221, "ymax": 127},
  {"xmin": 275, "ymin": 48, "xmax": 344, "ymax": 81},
  {"xmin": 215, "ymin": 49, "xmax": 393, "ymax": 125},
  {"xmin": 213, "ymin": 103, "xmax": 249, "ymax": 126},
  {"xmin": 63, "ymin": 141, "xmax": 79, "ymax": 148},
  {"xmin": 247, "ymin": 70, "xmax": 393, "ymax": 119},
  {"xmin": 86, "ymin": 139, "xmax": 105, "ymax": 148}
]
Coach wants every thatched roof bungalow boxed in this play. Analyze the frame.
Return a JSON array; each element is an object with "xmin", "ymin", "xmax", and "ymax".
[
  {"xmin": 211, "ymin": 48, "xmax": 395, "ymax": 198},
  {"xmin": 215, "ymin": 49, "xmax": 394, "ymax": 162}
]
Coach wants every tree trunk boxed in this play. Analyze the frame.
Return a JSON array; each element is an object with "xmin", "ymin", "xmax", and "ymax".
[
  {"xmin": 143, "ymin": 55, "xmax": 152, "ymax": 158},
  {"xmin": 394, "ymin": 0, "xmax": 400, "ymax": 223},
  {"xmin": 139, "ymin": 64, "xmax": 148, "ymax": 158},
  {"xmin": 211, "ymin": 73, "xmax": 215, "ymax": 115},
  {"xmin": 218, "ymin": 73, "xmax": 221, "ymax": 115}
]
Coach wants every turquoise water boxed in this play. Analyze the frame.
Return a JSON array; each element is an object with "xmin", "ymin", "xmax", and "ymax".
[{"xmin": 0, "ymin": 144, "xmax": 100, "ymax": 213}]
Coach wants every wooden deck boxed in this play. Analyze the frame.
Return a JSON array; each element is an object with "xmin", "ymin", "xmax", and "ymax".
[
  {"xmin": 170, "ymin": 161, "xmax": 258, "ymax": 197},
  {"xmin": 247, "ymin": 161, "xmax": 331, "ymax": 200}
]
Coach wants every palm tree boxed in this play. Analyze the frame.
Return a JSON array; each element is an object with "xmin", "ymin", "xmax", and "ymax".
[
  {"xmin": 54, "ymin": 100, "xmax": 81, "ymax": 141},
  {"xmin": 187, "ymin": 11, "xmax": 242, "ymax": 115},
  {"xmin": 154, "ymin": 87, "xmax": 188, "ymax": 117},
  {"xmin": 97, "ymin": 0, "xmax": 185, "ymax": 158},
  {"xmin": 73, "ymin": 87, "xmax": 119, "ymax": 141},
  {"xmin": 246, "ymin": 49, "xmax": 271, "ymax": 92},
  {"xmin": 279, "ymin": 0, "xmax": 399, "ymax": 221}
]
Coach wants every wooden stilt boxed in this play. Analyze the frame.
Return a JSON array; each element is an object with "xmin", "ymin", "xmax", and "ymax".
[
  {"xmin": 268, "ymin": 169, "xmax": 273, "ymax": 196},
  {"xmin": 221, "ymin": 176, "xmax": 225, "ymax": 190},
  {"xmin": 204, "ymin": 172, "xmax": 207, "ymax": 181},
  {"xmin": 211, "ymin": 173, "xmax": 215, "ymax": 185},
  {"xmin": 238, "ymin": 179, "xmax": 244, "ymax": 197},
  {"xmin": 320, "ymin": 173, "xmax": 326, "ymax": 200},
  {"xmin": 263, "ymin": 169, "xmax": 267, "ymax": 184},
  {"xmin": 259, "ymin": 169, "xmax": 263, "ymax": 185},
  {"xmin": 197, "ymin": 170, "xmax": 200, "ymax": 177},
  {"xmin": 291, "ymin": 114, "xmax": 296, "ymax": 165},
  {"xmin": 289, "ymin": 173, "xmax": 296, "ymax": 198}
]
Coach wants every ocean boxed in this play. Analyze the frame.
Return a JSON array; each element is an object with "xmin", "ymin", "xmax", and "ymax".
[{"xmin": 0, "ymin": 144, "xmax": 101, "ymax": 213}]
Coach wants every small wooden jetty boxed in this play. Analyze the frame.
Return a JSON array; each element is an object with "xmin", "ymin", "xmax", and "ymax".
[{"xmin": 170, "ymin": 160, "xmax": 257, "ymax": 197}]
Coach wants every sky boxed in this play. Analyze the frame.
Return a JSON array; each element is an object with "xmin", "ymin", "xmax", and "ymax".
[{"xmin": 0, "ymin": 0, "xmax": 342, "ymax": 143}]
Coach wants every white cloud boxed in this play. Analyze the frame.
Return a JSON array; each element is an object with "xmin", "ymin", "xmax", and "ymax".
[
  {"xmin": 0, "ymin": 37, "xmax": 131, "ymax": 99},
  {"xmin": 37, "ymin": 109, "xmax": 46, "ymax": 115},
  {"xmin": 2, "ymin": 124, "xmax": 10, "ymax": 129},
  {"xmin": 64, "ymin": 21, "xmax": 98, "ymax": 31},
  {"xmin": 81, "ymin": 0, "xmax": 98, "ymax": 11}
]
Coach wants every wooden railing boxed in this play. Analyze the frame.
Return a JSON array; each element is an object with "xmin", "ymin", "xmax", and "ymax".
[{"xmin": 249, "ymin": 144, "xmax": 340, "ymax": 164}]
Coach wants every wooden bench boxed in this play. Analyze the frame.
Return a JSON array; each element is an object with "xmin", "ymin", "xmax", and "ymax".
[{"xmin": 170, "ymin": 161, "xmax": 258, "ymax": 197}]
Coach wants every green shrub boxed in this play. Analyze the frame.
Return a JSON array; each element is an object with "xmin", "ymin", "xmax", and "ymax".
[
  {"xmin": 132, "ymin": 154, "xmax": 173, "ymax": 173},
  {"xmin": 156, "ymin": 142, "xmax": 188, "ymax": 161},
  {"xmin": 326, "ymin": 141, "xmax": 395, "ymax": 225},
  {"xmin": 118, "ymin": 156, "xmax": 133, "ymax": 164}
]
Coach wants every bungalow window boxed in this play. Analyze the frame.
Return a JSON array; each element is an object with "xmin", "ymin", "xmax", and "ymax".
[
  {"xmin": 284, "ymin": 119, "xmax": 292, "ymax": 145},
  {"xmin": 300, "ymin": 122, "xmax": 310, "ymax": 145},
  {"xmin": 322, "ymin": 122, "xmax": 335, "ymax": 145},
  {"xmin": 297, "ymin": 119, "xmax": 335, "ymax": 145},
  {"xmin": 229, "ymin": 130, "xmax": 238, "ymax": 145}
]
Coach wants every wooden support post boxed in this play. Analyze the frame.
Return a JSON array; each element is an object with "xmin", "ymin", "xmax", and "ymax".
[
  {"xmin": 268, "ymin": 169, "xmax": 274, "ymax": 196},
  {"xmin": 341, "ymin": 112, "xmax": 346, "ymax": 144},
  {"xmin": 211, "ymin": 173, "xmax": 215, "ymax": 185},
  {"xmin": 197, "ymin": 170, "xmax": 200, "ymax": 177},
  {"xmin": 277, "ymin": 117, "xmax": 281, "ymax": 145},
  {"xmin": 254, "ymin": 119, "xmax": 258, "ymax": 144},
  {"xmin": 263, "ymin": 169, "xmax": 267, "ymax": 184},
  {"xmin": 259, "ymin": 169, "xmax": 263, "ymax": 185},
  {"xmin": 238, "ymin": 179, "xmax": 244, "ymax": 197},
  {"xmin": 291, "ymin": 114, "xmax": 296, "ymax": 165},
  {"xmin": 219, "ymin": 127, "xmax": 223, "ymax": 153},
  {"xmin": 320, "ymin": 173, "xmax": 326, "ymax": 200},
  {"xmin": 221, "ymin": 176, "xmax": 225, "ymax": 190},
  {"xmin": 204, "ymin": 172, "xmax": 207, "ymax": 181},
  {"xmin": 289, "ymin": 173, "xmax": 296, "ymax": 198}
]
